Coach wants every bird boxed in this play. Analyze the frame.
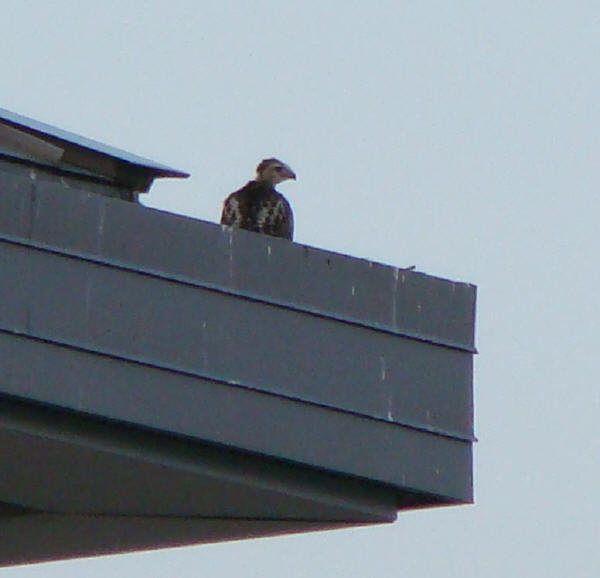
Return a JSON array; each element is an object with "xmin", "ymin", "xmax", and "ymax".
[{"xmin": 220, "ymin": 158, "xmax": 296, "ymax": 241}]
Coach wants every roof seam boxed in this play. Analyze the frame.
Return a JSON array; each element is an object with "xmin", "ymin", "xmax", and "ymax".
[
  {"xmin": 0, "ymin": 233, "xmax": 477, "ymax": 353},
  {"xmin": 0, "ymin": 326, "xmax": 476, "ymax": 443}
]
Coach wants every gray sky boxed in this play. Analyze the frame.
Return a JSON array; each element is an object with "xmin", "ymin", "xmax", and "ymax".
[{"xmin": 2, "ymin": 1, "xmax": 599, "ymax": 576}]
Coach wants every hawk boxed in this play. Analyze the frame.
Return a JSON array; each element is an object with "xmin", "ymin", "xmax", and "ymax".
[{"xmin": 220, "ymin": 158, "xmax": 296, "ymax": 241}]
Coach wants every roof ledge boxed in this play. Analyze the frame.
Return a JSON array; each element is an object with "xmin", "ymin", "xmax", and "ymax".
[{"xmin": 0, "ymin": 107, "xmax": 189, "ymax": 192}]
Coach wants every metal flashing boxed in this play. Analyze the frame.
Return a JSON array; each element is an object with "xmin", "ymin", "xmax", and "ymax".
[{"xmin": 0, "ymin": 107, "xmax": 189, "ymax": 191}]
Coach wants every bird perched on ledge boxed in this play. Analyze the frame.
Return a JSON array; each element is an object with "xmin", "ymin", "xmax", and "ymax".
[{"xmin": 220, "ymin": 158, "xmax": 296, "ymax": 241}]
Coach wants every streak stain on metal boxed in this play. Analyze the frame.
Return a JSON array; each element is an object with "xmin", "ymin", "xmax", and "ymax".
[{"xmin": 380, "ymin": 355, "xmax": 387, "ymax": 381}]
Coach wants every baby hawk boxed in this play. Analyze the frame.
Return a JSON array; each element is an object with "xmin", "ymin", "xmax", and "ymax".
[{"xmin": 220, "ymin": 158, "xmax": 296, "ymax": 241}]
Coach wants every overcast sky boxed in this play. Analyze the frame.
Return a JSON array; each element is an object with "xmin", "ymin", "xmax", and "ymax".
[{"xmin": 2, "ymin": 1, "xmax": 599, "ymax": 576}]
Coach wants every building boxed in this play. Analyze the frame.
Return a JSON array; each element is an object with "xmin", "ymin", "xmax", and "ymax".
[{"xmin": 0, "ymin": 108, "xmax": 476, "ymax": 566}]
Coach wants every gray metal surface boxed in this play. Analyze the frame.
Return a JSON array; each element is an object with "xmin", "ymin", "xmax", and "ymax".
[
  {"xmin": 0, "ymin": 398, "xmax": 397, "ymax": 520},
  {"xmin": 0, "ymin": 333, "xmax": 472, "ymax": 501},
  {"xmin": 0, "ymin": 107, "xmax": 188, "ymax": 178},
  {"xmin": 0, "ymin": 158, "xmax": 476, "ymax": 352},
  {"xmin": 0, "ymin": 244, "xmax": 472, "ymax": 439},
  {"xmin": 0, "ymin": 153, "xmax": 135, "ymax": 201},
  {"xmin": 0, "ymin": 160, "xmax": 476, "ymax": 563},
  {"xmin": 0, "ymin": 395, "xmax": 401, "ymax": 566},
  {"xmin": 1, "ymin": 514, "xmax": 359, "ymax": 567},
  {"xmin": 0, "ymin": 161, "xmax": 475, "ymax": 442}
]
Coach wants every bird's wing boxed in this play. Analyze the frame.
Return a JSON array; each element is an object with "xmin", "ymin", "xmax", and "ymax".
[
  {"xmin": 262, "ymin": 194, "xmax": 293, "ymax": 241},
  {"xmin": 221, "ymin": 181, "xmax": 263, "ymax": 227},
  {"xmin": 220, "ymin": 192, "xmax": 241, "ymax": 226},
  {"xmin": 276, "ymin": 195, "xmax": 294, "ymax": 240}
]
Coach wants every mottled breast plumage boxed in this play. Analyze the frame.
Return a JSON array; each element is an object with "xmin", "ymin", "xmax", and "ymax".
[{"xmin": 221, "ymin": 180, "xmax": 294, "ymax": 241}]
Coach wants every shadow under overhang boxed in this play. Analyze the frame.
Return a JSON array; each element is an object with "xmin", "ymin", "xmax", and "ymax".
[{"xmin": 0, "ymin": 398, "xmax": 420, "ymax": 566}]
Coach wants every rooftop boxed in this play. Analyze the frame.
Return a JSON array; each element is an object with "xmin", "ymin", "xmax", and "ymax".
[{"xmin": 0, "ymin": 107, "xmax": 188, "ymax": 192}]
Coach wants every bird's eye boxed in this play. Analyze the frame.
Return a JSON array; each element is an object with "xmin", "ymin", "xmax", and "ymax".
[{"xmin": 274, "ymin": 166, "xmax": 283, "ymax": 172}]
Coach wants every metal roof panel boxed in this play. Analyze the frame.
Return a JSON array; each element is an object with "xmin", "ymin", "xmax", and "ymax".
[{"xmin": 0, "ymin": 106, "xmax": 189, "ymax": 179}]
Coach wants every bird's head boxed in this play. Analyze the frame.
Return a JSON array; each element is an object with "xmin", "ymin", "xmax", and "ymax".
[{"xmin": 255, "ymin": 158, "xmax": 296, "ymax": 185}]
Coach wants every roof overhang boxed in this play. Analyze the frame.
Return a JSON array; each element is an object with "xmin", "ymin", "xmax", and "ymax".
[
  {"xmin": 0, "ymin": 107, "xmax": 189, "ymax": 192},
  {"xmin": 0, "ymin": 397, "xmax": 395, "ymax": 566}
]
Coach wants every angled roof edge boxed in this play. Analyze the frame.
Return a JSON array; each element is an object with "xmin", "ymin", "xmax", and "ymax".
[{"xmin": 0, "ymin": 106, "xmax": 189, "ymax": 180}]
